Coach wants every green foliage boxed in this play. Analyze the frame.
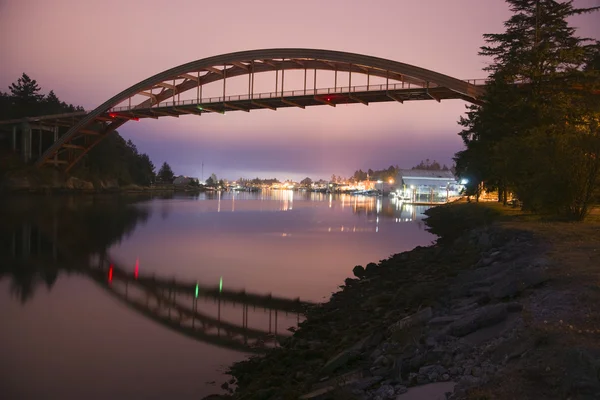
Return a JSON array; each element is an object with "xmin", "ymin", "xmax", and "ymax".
[
  {"xmin": 424, "ymin": 202, "xmax": 502, "ymax": 244},
  {"xmin": 1, "ymin": 73, "xmax": 157, "ymax": 187},
  {"xmin": 72, "ymin": 135, "xmax": 156, "ymax": 186},
  {"xmin": 157, "ymin": 162, "xmax": 175, "ymax": 183},
  {"xmin": 454, "ymin": 0, "xmax": 600, "ymax": 220},
  {"xmin": 351, "ymin": 165, "xmax": 399, "ymax": 182},
  {"xmin": 300, "ymin": 177, "xmax": 313, "ymax": 186},
  {"xmin": 204, "ymin": 172, "xmax": 218, "ymax": 187},
  {"xmin": 2, "ymin": 73, "xmax": 83, "ymax": 119},
  {"xmin": 411, "ymin": 159, "xmax": 449, "ymax": 171}
]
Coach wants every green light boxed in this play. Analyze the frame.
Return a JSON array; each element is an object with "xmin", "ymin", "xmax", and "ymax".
[
  {"xmin": 197, "ymin": 105, "xmax": 203, "ymax": 111},
  {"xmin": 219, "ymin": 276, "xmax": 223, "ymax": 292},
  {"xmin": 195, "ymin": 282, "xmax": 199, "ymax": 298}
]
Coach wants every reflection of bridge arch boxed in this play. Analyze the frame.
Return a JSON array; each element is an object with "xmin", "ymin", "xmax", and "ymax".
[
  {"xmin": 87, "ymin": 261, "xmax": 311, "ymax": 353},
  {"xmin": 2, "ymin": 204, "xmax": 313, "ymax": 354},
  {"xmin": 32, "ymin": 48, "xmax": 487, "ymax": 170}
]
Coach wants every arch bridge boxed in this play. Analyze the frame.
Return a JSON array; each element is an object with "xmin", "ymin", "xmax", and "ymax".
[{"xmin": 0, "ymin": 49, "xmax": 487, "ymax": 171}]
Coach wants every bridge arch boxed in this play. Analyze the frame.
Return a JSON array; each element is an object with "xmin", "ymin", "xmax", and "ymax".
[{"xmin": 35, "ymin": 48, "xmax": 486, "ymax": 170}]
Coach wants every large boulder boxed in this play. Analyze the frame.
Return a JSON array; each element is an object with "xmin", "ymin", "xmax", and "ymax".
[
  {"xmin": 65, "ymin": 176, "xmax": 94, "ymax": 191},
  {"xmin": 445, "ymin": 304, "xmax": 508, "ymax": 337},
  {"xmin": 389, "ymin": 307, "xmax": 433, "ymax": 334}
]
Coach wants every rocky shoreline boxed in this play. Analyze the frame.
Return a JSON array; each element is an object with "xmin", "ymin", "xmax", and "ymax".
[{"xmin": 217, "ymin": 203, "xmax": 600, "ymax": 400}]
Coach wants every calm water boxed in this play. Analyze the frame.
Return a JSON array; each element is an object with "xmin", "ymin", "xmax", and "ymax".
[{"xmin": 0, "ymin": 191, "xmax": 434, "ymax": 399}]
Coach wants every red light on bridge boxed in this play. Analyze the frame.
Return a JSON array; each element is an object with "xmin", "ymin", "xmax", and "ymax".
[
  {"xmin": 108, "ymin": 265, "xmax": 113, "ymax": 283},
  {"xmin": 134, "ymin": 258, "xmax": 139, "ymax": 279},
  {"xmin": 109, "ymin": 113, "xmax": 117, "ymax": 118},
  {"xmin": 327, "ymin": 97, "xmax": 331, "ymax": 102},
  {"xmin": 131, "ymin": 117, "xmax": 139, "ymax": 122}
]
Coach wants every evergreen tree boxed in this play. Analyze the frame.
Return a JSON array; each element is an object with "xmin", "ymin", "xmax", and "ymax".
[
  {"xmin": 454, "ymin": 0, "xmax": 599, "ymax": 218},
  {"xmin": 300, "ymin": 177, "xmax": 313, "ymax": 187},
  {"xmin": 9, "ymin": 73, "xmax": 44, "ymax": 117},
  {"xmin": 157, "ymin": 162, "xmax": 175, "ymax": 183}
]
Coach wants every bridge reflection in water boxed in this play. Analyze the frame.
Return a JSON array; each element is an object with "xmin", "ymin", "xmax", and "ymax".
[
  {"xmin": 0, "ymin": 196, "xmax": 312, "ymax": 354},
  {"xmin": 87, "ymin": 259, "xmax": 309, "ymax": 354}
]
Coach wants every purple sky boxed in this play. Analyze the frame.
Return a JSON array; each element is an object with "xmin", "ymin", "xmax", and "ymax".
[{"xmin": 1, "ymin": 0, "xmax": 598, "ymax": 181}]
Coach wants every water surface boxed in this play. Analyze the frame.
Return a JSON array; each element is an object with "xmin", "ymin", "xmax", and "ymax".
[{"xmin": 0, "ymin": 191, "xmax": 433, "ymax": 399}]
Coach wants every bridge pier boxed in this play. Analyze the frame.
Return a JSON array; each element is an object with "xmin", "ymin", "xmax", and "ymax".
[
  {"xmin": 20, "ymin": 123, "xmax": 32, "ymax": 162},
  {"xmin": 7, "ymin": 122, "xmax": 60, "ymax": 163},
  {"xmin": 12, "ymin": 125, "xmax": 17, "ymax": 152}
]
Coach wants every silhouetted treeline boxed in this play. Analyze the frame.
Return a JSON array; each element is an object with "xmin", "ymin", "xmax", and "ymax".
[
  {"xmin": 351, "ymin": 165, "xmax": 399, "ymax": 182},
  {"xmin": 411, "ymin": 159, "xmax": 450, "ymax": 171},
  {"xmin": 0, "ymin": 195, "xmax": 152, "ymax": 303},
  {"xmin": 0, "ymin": 74, "xmax": 158, "ymax": 186}
]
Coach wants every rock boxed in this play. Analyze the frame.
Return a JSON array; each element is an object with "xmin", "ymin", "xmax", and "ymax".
[
  {"xmin": 220, "ymin": 382, "xmax": 229, "ymax": 390},
  {"xmin": 371, "ymin": 348, "xmax": 383, "ymax": 361},
  {"xmin": 419, "ymin": 365, "xmax": 447, "ymax": 382},
  {"xmin": 458, "ymin": 375, "xmax": 480, "ymax": 387},
  {"xmin": 428, "ymin": 316, "xmax": 459, "ymax": 326},
  {"xmin": 478, "ymin": 232, "xmax": 490, "ymax": 248},
  {"xmin": 453, "ymin": 303, "xmax": 479, "ymax": 315},
  {"xmin": 394, "ymin": 385, "xmax": 408, "ymax": 394},
  {"xmin": 350, "ymin": 376, "xmax": 383, "ymax": 390},
  {"xmin": 490, "ymin": 268, "xmax": 549, "ymax": 299},
  {"xmin": 441, "ymin": 374, "xmax": 450, "ymax": 381},
  {"xmin": 521, "ymin": 268, "xmax": 549, "ymax": 287},
  {"xmin": 365, "ymin": 262, "xmax": 378, "ymax": 273},
  {"xmin": 373, "ymin": 384, "xmax": 396, "ymax": 399},
  {"xmin": 370, "ymin": 366, "xmax": 392, "ymax": 377},
  {"xmin": 471, "ymin": 367, "xmax": 482, "ymax": 377},
  {"xmin": 65, "ymin": 176, "xmax": 94, "ymax": 191},
  {"xmin": 321, "ymin": 348, "xmax": 361, "ymax": 374},
  {"xmin": 374, "ymin": 355, "xmax": 388, "ymax": 367},
  {"xmin": 364, "ymin": 330, "xmax": 384, "ymax": 351},
  {"xmin": 353, "ymin": 265, "xmax": 366, "ymax": 278},
  {"xmin": 425, "ymin": 336, "xmax": 437, "ymax": 349},
  {"xmin": 389, "ymin": 307, "xmax": 433, "ymax": 334},
  {"xmin": 506, "ymin": 302, "xmax": 523, "ymax": 312},
  {"xmin": 417, "ymin": 374, "xmax": 429, "ymax": 384},
  {"xmin": 100, "ymin": 179, "xmax": 119, "ymax": 190},
  {"xmin": 409, "ymin": 354, "xmax": 426, "ymax": 370},
  {"xmin": 445, "ymin": 304, "xmax": 508, "ymax": 337}
]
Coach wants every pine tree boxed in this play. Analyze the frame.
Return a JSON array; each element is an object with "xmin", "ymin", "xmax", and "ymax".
[
  {"xmin": 157, "ymin": 162, "xmax": 175, "ymax": 183},
  {"xmin": 9, "ymin": 73, "xmax": 44, "ymax": 117},
  {"xmin": 455, "ymin": 0, "xmax": 599, "ymax": 218}
]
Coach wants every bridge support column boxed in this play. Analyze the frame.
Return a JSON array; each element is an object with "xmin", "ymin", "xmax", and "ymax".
[
  {"xmin": 11, "ymin": 125, "xmax": 17, "ymax": 153},
  {"xmin": 53, "ymin": 127, "xmax": 59, "ymax": 167},
  {"xmin": 21, "ymin": 123, "xmax": 32, "ymax": 163}
]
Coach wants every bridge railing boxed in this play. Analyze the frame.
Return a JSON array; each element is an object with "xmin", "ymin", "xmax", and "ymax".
[
  {"xmin": 463, "ymin": 79, "xmax": 491, "ymax": 86},
  {"xmin": 108, "ymin": 79, "xmax": 486, "ymax": 113}
]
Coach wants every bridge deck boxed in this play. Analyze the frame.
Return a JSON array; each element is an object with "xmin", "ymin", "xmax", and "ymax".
[
  {"xmin": 107, "ymin": 262, "xmax": 313, "ymax": 314},
  {"xmin": 0, "ymin": 82, "xmax": 485, "ymax": 130}
]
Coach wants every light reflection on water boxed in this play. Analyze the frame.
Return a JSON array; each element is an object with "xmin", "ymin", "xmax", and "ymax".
[{"xmin": 0, "ymin": 192, "xmax": 433, "ymax": 399}]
